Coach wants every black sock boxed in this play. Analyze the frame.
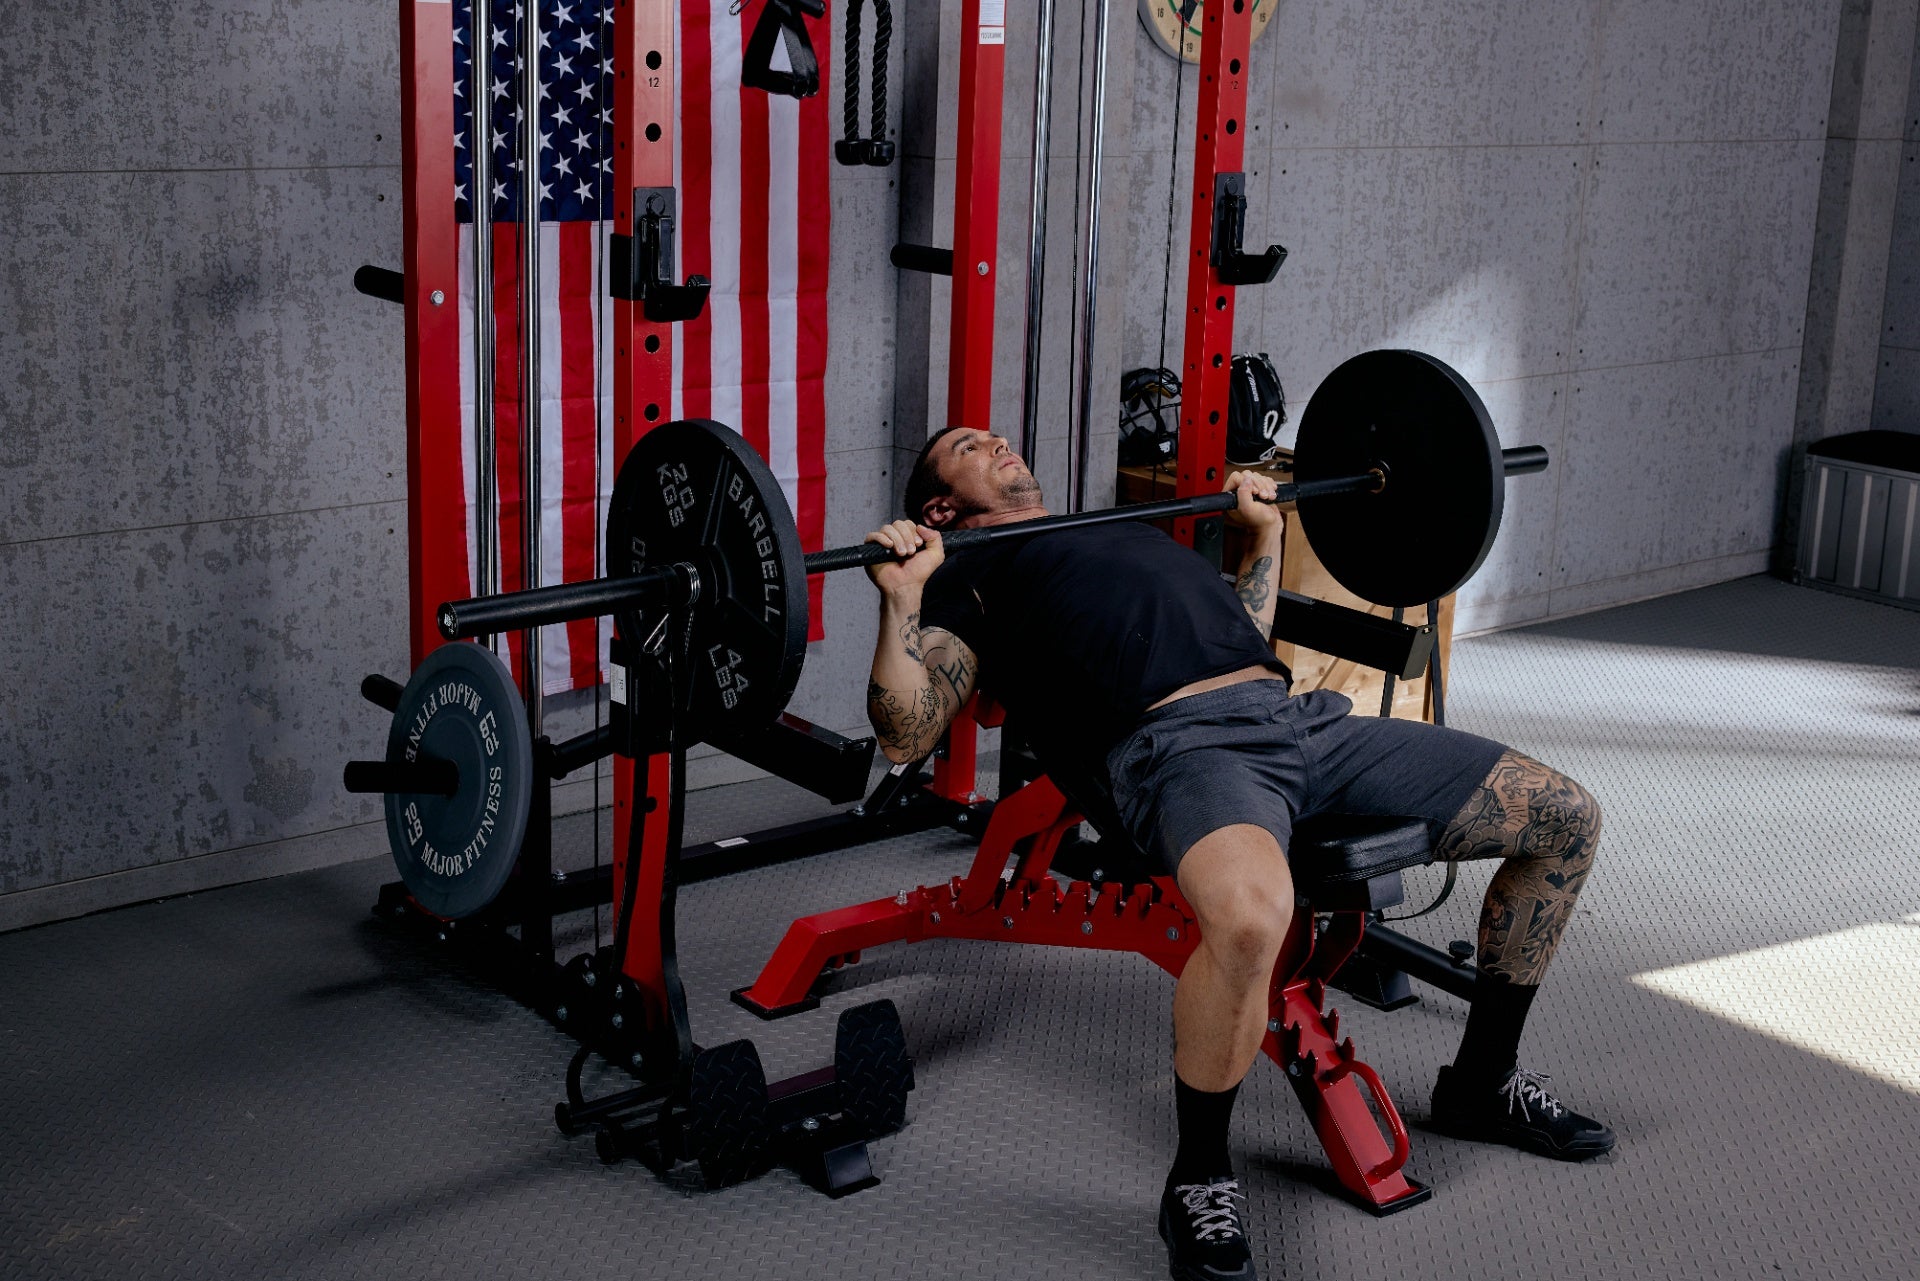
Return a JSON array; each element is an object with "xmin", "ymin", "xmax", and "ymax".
[
  {"xmin": 1452, "ymin": 977, "xmax": 1539, "ymax": 1085},
  {"xmin": 1170, "ymin": 1076, "xmax": 1240, "ymax": 1183}
]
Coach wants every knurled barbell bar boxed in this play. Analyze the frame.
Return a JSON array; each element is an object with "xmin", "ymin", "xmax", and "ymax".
[{"xmin": 439, "ymin": 450, "xmax": 1541, "ymax": 639}]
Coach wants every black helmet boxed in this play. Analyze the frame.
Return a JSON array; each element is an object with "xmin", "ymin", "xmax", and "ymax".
[{"xmin": 1118, "ymin": 366, "xmax": 1180, "ymax": 467}]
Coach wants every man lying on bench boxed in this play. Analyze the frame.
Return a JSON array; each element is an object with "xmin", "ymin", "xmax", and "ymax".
[{"xmin": 863, "ymin": 427, "xmax": 1614, "ymax": 1281}]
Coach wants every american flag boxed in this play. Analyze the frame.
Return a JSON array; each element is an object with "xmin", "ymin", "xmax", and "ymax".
[{"xmin": 449, "ymin": 0, "xmax": 831, "ymax": 695}]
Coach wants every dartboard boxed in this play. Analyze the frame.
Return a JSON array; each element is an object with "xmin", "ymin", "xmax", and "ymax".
[{"xmin": 1138, "ymin": 0, "xmax": 1278, "ymax": 63}]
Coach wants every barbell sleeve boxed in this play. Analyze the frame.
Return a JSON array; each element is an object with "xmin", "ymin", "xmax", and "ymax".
[
  {"xmin": 360, "ymin": 673, "xmax": 405, "ymax": 713},
  {"xmin": 438, "ymin": 563, "xmax": 695, "ymax": 640},
  {"xmin": 344, "ymin": 757, "xmax": 460, "ymax": 797}
]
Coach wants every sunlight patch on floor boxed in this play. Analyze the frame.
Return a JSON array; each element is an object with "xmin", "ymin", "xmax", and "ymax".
[{"xmin": 1631, "ymin": 914, "xmax": 1920, "ymax": 1096}]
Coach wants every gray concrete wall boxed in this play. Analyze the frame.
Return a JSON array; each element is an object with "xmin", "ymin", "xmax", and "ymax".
[
  {"xmin": 1108, "ymin": 0, "xmax": 1849, "ymax": 633},
  {"xmin": 0, "ymin": 2, "xmax": 409, "ymax": 925},
  {"xmin": 0, "ymin": 1, "xmax": 905, "ymax": 928},
  {"xmin": 0, "ymin": 0, "xmax": 1893, "ymax": 927},
  {"xmin": 1782, "ymin": 0, "xmax": 1920, "ymax": 572},
  {"xmin": 1873, "ymin": 8, "xmax": 1920, "ymax": 428},
  {"xmin": 896, "ymin": 1, "xmax": 1857, "ymax": 634}
]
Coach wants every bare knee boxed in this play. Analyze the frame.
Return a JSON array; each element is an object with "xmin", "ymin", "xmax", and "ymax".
[
  {"xmin": 1178, "ymin": 825, "xmax": 1294, "ymax": 970},
  {"xmin": 1200, "ymin": 894, "xmax": 1293, "ymax": 970}
]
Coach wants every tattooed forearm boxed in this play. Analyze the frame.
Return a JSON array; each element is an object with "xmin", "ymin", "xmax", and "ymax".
[
  {"xmin": 869, "ymin": 624, "xmax": 977, "ymax": 763},
  {"xmin": 867, "ymin": 678, "xmax": 950, "ymax": 760},
  {"xmin": 1235, "ymin": 555, "xmax": 1274, "ymax": 627},
  {"xmin": 1435, "ymin": 750, "xmax": 1604, "ymax": 985},
  {"xmin": 898, "ymin": 611, "xmax": 923, "ymax": 662},
  {"xmin": 867, "ymin": 680, "xmax": 907, "ymax": 747}
]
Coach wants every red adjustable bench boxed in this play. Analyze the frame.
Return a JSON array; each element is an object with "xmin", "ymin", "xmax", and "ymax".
[{"xmin": 734, "ymin": 710, "xmax": 1441, "ymax": 1215}]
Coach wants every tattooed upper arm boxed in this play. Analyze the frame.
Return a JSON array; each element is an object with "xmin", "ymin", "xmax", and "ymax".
[
  {"xmin": 1235, "ymin": 555, "xmax": 1274, "ymax": 629},
  {"xmin": 918, "ymin": 627, "xmax": 979, "ymax": 711}
]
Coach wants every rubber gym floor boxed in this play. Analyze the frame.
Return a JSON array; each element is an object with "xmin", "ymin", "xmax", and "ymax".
[{"xmin": 3, "ymin": 574, "xmax": 1916, "ymax": 1280}]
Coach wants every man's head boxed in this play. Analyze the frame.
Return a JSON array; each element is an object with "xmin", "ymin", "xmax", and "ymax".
[{"xmin": 902, "ymin": 426, "xmax": 1043, "ymax": 528}]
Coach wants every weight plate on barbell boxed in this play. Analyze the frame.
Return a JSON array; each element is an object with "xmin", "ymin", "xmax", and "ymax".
[
  {"xmin": 1292, "ymin": 349, "xmax": 1504, "ymax": 608},
  {"xmin": 382, "ymin": 641, "xmax": 534, "ymax": 919},
  {"xmin": 605, "ymin": 420, "xmax": 810, "ymax": 743}
]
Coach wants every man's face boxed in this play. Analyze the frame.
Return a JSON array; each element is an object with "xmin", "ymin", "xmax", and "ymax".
[{"xmin": 925, "ymin": 428, "xmax": 1041, "ymax": 526}]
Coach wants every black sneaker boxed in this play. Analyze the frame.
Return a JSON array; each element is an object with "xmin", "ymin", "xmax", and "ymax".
[
  {"xmin": 1157, "ymin": 1176, "xmax": 1257, "ymax": 1281},
  {"xmin": 1429, "ymin": 1064, "xmax": 1616, "ymax": 1160}
]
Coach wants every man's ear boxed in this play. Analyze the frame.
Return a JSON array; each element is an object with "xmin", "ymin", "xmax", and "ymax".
[{"xmin": 921, "ymin": 497, "xmax": 957, "ymax": 529}]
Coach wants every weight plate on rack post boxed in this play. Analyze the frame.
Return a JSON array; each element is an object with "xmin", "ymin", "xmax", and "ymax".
[
  {"xmin": 1292, "ymin": 350, "xmax": 1504, "ymax": 608},
  {"xmin": 383, "ymin": 641, "xmax": 534, "ymax": 919},
  {"xmin": 606, "ymin": 419, "xmax": 810, "ymax": 743}
]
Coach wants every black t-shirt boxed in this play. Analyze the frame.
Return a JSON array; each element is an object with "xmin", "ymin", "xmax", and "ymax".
[{"xmin": 917, "ymin": 521, "xmax": 1288, "ymax": 784}]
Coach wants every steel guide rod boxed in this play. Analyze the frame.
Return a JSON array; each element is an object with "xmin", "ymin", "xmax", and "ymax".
[
  {"xmin": 1017, "ymin": 0, "xmax": 1059, "ymax": 464},
  {"xmin": 1069, "ymin": 0, "xmax": 1113, "ymax": 514},
  {"xmin": 471, "ymin": 0, "xmax": 499, "ymax": 605},
  {"xmin": 517, "ymin": 0, "xmax": 545, "ymax": 730}
]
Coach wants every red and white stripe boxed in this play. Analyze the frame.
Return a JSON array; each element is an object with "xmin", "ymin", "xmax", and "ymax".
[
  {"xmin": 457, "ymin": 223, "xmax": 615, "ymax": 695},
  {"xmin": 677, "ymin": 3, "xmax": 831, "ymax": 638},
  {"xmin": 451, "ymin": 2, "xmax": 831, "ymax": 697}
]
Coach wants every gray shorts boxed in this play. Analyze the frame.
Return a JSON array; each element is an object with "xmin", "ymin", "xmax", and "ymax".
[{"xmin": 1104, "ymin": 681, "xmax": 1509, "ymax": 872}]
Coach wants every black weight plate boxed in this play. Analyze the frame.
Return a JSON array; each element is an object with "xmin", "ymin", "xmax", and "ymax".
[
  {"xmin": 1293, "ymin": 350, "xmax": 1504, "ymax": 607},
  {"xmin": 606, "ymin": 419, "xmax": 810, "ymax": 743},
  {"xmin": 382, "ymin": 642, "xmax": 534, "ymax": 919}
]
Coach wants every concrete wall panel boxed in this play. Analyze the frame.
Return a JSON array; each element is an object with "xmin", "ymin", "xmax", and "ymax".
[
  {"xmin": 0, "ymin": 0, "xmax": 398, "ymax": 174},
  {"xmin": 824, "ymin": 170, "xmax": 901, "ymax": 456},
  {"xmin": 1553, "ymin": 349, "xmax": 1795, "ymax": 593},
  {"xmin": 1268, "ymin": 0, "xmax": 1596, "ymax": 149},
  {"xmin": 0, "ymin": 168, "xmax": 407, "ymax": 546},
  {"xmin": 1884, "ymin": 154, "xmax": 1920, "ymax": 348},
  {"xmin": 0, "ymin": 501, "xmax": 407, "ymax": 895},
  {"xmin": 1592, "ymin": 0, "xmax": 1839, "ymax": 144},
  {"xmin": 1876, "ymin": 30, "xmax": 1920, "ymax": 433},
  {"xmin": 1574, "ymin": 141, "xmax": 1823, "ymax": 371},
  {"xmin": 1871, "ymin": 346, "xmax": 1920, "ymax": 429}
]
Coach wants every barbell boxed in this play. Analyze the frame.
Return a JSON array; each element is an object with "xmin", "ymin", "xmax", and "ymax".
[
  {"xmin": 440, "ymin": 349, "xmax": 1543, "ymax": 730},
  {"xmin": 352, "ymin": 348, "xmax": 1548, "ymax": 916}
]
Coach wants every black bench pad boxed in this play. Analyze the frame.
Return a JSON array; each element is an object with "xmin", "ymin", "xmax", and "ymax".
[{"xmin": 1288, "ymin": 813, "xmax": 1437, "ymax": 894}]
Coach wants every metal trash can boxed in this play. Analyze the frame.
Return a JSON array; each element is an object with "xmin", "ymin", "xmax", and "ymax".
[{"xmin": 1793, "ymin": 430, "xmax": 1920, "ymax": 611}]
